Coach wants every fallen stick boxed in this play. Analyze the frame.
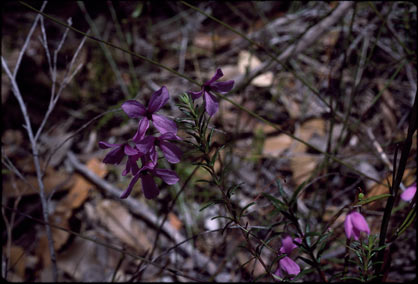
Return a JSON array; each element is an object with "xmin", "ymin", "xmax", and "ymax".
[{"xmin": 66, "ymin": 151, "xmax": 217, "ymax": 275}]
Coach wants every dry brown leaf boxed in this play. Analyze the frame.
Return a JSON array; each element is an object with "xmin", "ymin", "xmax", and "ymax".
[
  {"xmin": 36, "ymin": 234, "xmax": 51, "ymax": 269},
  {"xmin": 238, "ymin": 51, "xmax": 273, "ymax": 87},
  {"xmin": 3, "ymin": 245, "xmax": 26, "ymax": 279},
  {"xmin": 50, "ymin": 158, "xmax": 108, "ymax": 251},
  {"xmin": 290, "ymin": 154, "xmax": 320, "ymax": 186},
  {"xmin": 293, "ymin": 118, "xmax": 325, "ymax": 153},
  {"xmin": 2, "ymin": 167, "xmax": 73, "ymax": 198},
  {"xmin": 193, "ymin": 32, "xmax": 236, "ymax": 51},
  {"xmin": 96, "ymin": 200, "xmax": 152, "ymax": 253},
  {"xmin": 236, "ymin": 251, "xmax": 266, "ymax": 277},
  {"xmin": 263, "ymin": 133, "xmax": 293, "ymax": 158},
  {"xmin": 58, "ymin": 158, "xmax": 107, "ymax": 210},
  {"xmin": 57, "ymin": 230, "xmax": 126, "ymax": 282},
  {"xmin": 365, "ymin": 168, "xmax": 415, "ymax": 210},
  {"xmin": 168, "ymin": 212, "xmax": 183, "ymax": 230}
]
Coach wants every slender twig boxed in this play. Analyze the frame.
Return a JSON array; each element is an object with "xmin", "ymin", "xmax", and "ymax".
[
  {"xmin": 34, "ymin": 18, "xmax": 87, "ymax": 143},
  {"xmin": 2, "ymin": 56, "xmax": 58, "ymax": 281},
  {"xmin": 43, "ymin": 108, "xmax": 121, "ymax": 173},
  {"xmin": 12, "ymin": 1, "xmax": 47, "ymax": 78}
]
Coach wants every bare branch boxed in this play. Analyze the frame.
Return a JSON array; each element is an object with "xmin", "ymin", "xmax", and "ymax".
[{"xmin": 13, "ymin": 1, "xmax": 47, "ymax": 78}]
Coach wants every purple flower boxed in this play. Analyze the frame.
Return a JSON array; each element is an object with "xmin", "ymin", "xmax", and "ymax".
[
  {"xmin": 134, "ymin": 129, "xmax": 182, "ymax": 164},
  {"xmin": 276, "ymin": 256, "xmax": 301, "ymax": 279},
  {"xmin": 188, "ymin": 68, "xmax": 234, "ymax": 116},
  {"xmin": 120, "ymin": 157, "xmax": 179, "ymax": 199},
  {"xmin": 401, "ymin": 183, "xmax": 416, "ymax": 202},
  {"xmin": 122, "ymin": 86, "xmax": 177, "ymax": 135},
  {"xmin": 279, "ymin": 236, "xmax": 302, "ymax": 255},
  {"xmin": 122, "ymin": 144, "xmax": 141, "ymax": 176},
  {"xmin": 344, "ymin": 211, "xmax": 370, "ymax": 241},
  {"xmin": 275, "ymin": 236, "xmax": 301, "ymax": 279},
  {"xmin": 99, "ymin": 141, "xmax": 127, "ymax": 165}
]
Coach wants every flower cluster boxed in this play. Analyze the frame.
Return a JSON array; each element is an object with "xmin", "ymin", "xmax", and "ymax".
[
  {"xmin": 99, "ymin": 86, "xmax": 181, "ymax": 199},
  {"xmin": 275, "ymin": 236, "xmax": 302, "ymax": 280}
]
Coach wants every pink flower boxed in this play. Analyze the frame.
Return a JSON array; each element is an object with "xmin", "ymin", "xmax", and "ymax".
[
  {"xmin": 276, "ymin": 257, "xmax": 301, "ymax": 279},
  {"xmin": 275, "ymin": 236, "xmax": 301, "ymax": 279},
  {"xmin": 401, "ymin": 183, "xmax": 416, "ymax": 202},
  {"xmin": 344, "ymin": 211, "xmax": 370, "ymax": 241}
]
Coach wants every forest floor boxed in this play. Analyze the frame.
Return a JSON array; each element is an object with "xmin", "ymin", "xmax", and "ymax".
[{"xmin": 1, "ymin": 1, "xmax": 416, "ymax": 282}]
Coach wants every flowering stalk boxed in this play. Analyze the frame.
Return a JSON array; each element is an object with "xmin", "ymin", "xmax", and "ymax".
[{"xmin": 177, "ymin": 91, "xmax": 276, "ymax": 281}]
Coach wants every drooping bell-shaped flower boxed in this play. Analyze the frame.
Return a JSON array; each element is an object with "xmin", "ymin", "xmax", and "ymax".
[
  {"xmin": 401, "ymin": 183, "xmax": 416, "ymax": 202},
  {"xmin": 275, "ymin": 236, "xmax": 301, "ymax": 280},
  {"xmin": 276, "ymin": 256, "xmax": 301, "ymax": 279},
  {"xmin": 344, "ymin": 211, "xmax": 370, "ymax": 241}
]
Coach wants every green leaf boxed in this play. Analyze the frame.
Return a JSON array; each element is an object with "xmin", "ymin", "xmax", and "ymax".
[
  {"xmin": 199, "ymin": 199, "xmax": 226, "ymax": 212},
  {"xmin": 289, "ymin": 179, "xmax": 309, "ymax": 207},
  {"xmin": 227, "ymin": 182, "xmax": 244, "ymax": 198},
  {"xmin": 131, "ymin": 3, "xmax": 143, "ymax": 18},
  {"xmin": 355, "ymin": 193, "xmax": 391, "ymax": 205},
  {"xmin": 262, "ymin": 193, "xmax": 288, "ymax": 212},
  {"xmin": 341, "ymin": 276, "xmax": 363, "ymax": 281},
  {"xmin": 210, "ymin": 215, "xmax": 234, "ymax": 221},
  {"xmin": 298, "ymin": 256, "xmax": 314, "ymax": 266},
  {"xmin": 210, "ymin": 145, "xmax": 225, "ymax": 167},
  {"xmin": 276, "ymin": 179, "xmax": 287, "ymax": 198},
  {"xmin": 207, "ymin": 127, "xmax": 215, "ymax": 147},
  {"xmin": 239, "ymin": 202, "xmax": 256, "ymax": 218},
  {"xmin": 195, "ymin": 179, "xmax": 211, "ymax": 184}
]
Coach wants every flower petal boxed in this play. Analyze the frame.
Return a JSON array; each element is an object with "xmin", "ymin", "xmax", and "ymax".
[
  {"xmin": 344, "ymin": 213, "xmax": 353, "ymax": 239},
  {"xmin": 135, "ymin": 136, "xmax": 155, "ymax": 155},
  {"xmin": 351, "ymin": 212, "xmax": 370, "ymax": 235},
  {"xmin": 204, "ymin": 91, "xmax": 219, "ymax": 116},
  {"xmin": 141, "ymin": 146, "xmax": 158, "ymax": 169},
  {"xmin": 124, "ymin": 144, "xmax": 139, "ymax": 156},
  {"xmin": 210, "ymin": 80, "xmax": 234, "ymax": 93},
  {"xmin": 159, "ymin": 140, "xmax": 182, "ymax": 164},
  {"xmin": 278, "ymin": 256, "xmax": 300, "ymax": 279},
  {"xmin": 153, "ymin": 168, "xmax": 179, "ymax": 185},
  {"xmin": 401, "ymin": 184, "xmax": 416, "ymax": 201},
  {"xmin": 103, "ymin": 146, "xmax": 125, "ymax": 165},
  {"xmin": 148, "ymin": 86, "xmax": 169, "ymax": 113},
  {"xmin": 122, "ymin": 154, "xmax": 140, "ymax": 176},
  {"xmin": 99, "ymin": 141, "xmax": 120, "ymax": 149},
  {"xmin": 205, "ymin": 68, "xmax": 223, "ymax": 85},
  {"xmin": 132, "ymin": 118, "xmax": 150, "ymax": 143},
  {"xmin": 120, "ymin": 172, "xmax": 141, "ymax": 199},
  {"xmin": 152, "ymin": 114, "xmax": 177, "ymax": 134},
  {"xmin": 141, "ymin": 174, "xmax": 160, "ymax": 199},
  {"xmin": 159, "ymin": 132, "xmax": 182, "ymax": 141},
  {"xmin": 280, "ymin": 236, "xmax": 299, "ymax": 255},
  {"xmin": 188, "ymin": 90, "xmax": 203, "ymax": 100},
  {"xmin": 122, "ymin": 100, "xmax": 146, "ymax": 118}
]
